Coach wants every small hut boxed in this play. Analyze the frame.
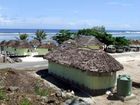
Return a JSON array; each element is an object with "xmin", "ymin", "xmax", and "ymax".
[
  {"xmin": 0, "ymin": 40, "xmax": 7, "ymax": 53},
  {"xmin": 5, "ymin": 40, "xmax": 19, "ymax": 55},
  {"xmin": 45, "ymin": 47, "xmax": 123, "ymax": 94},
  {"xmin": 62, "ymin": 36, "xmax": 105, "ymax": 50},
  {"xmin": 36, "ymin": 42, "xmax": 57, "ymax": 55},
  {"xmin": 35, "ymin": 44, "xmax": 49, "ymax": 55},
  {"xmin": 14, "ymin": 41, "xmax": 33, "ymax": 56},
  {"xmin": 75, "ymin": 35, "xmax": 105, "ymax": 49}
]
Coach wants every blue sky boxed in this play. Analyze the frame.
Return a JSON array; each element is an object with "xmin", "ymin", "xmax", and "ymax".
[{"xmin": 0, "ymin": 0, "xmax": 139, "ymax": 29}]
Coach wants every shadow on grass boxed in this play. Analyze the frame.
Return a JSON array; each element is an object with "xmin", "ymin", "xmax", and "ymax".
[{"xmin": 36, "ymin": 69, "xmax": 90, "ymax": 97}]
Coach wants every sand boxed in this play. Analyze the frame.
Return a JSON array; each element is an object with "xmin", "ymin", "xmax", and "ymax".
[
  {"xmin": 19, "ymin": 56, "xmax": 46, "ymax": 62},
  {"xmin": 110, "ymin": 52, "xmax": 140, "ymax": 83}
]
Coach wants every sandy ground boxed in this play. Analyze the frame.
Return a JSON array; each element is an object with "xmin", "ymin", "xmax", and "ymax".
[
  {"xmin": 19, "ymin": 56, "xmax": 46, "ymax": 62},
  {"xmin": 87, "ymin": 52, "xmax": 140, "ymax": 105},
  {"xmin": 110, "ymin": 52, "xmax": 140, "ymax": 83}
]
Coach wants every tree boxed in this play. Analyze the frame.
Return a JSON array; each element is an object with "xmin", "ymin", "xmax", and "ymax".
[
  {"xmin": 77, "ymin": 26, "xmax": 130, "ymax": 46},
  {"xmin": 77, "ymin": 26, "xmax": 116, "ymax": 45},
  {"xmin": 53, "ymin": 30, "xmax": 75, "ymax": 44},
  {"xmin": 17, "ymin": 34, "xmax": 28, "ymax": 41},
  {"xmin": 115, "ymin": 37, "xmax": 130, "ymax": 46},
  {"xmin": 34, "ymin": 30, "xmax": 47, "ymax": 44}
]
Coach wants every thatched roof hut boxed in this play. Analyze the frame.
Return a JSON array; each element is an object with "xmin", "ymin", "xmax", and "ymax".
[
  {"xmin": 45, "ymin": 48, "xmax": 123, "ymax": 73},
  {"xmin": 6, "ymin": 40, "xmax": 19, "ymax": 47},
  {"xmin": 75, "ymin": 36, "xmax": 105, "ymax": 47},
  {"xmin": 45, "ymin": 46, "xmax": 123, "ymax": 94},
  {"xmin": 30, "ymin": 39, "xmax": 40, "ymax": 48},
  {"xmin": 15, "ymin": 41, "xmax": 32, "ymax": 48},
  {"xmin": 0, "ymin": 40, "xmax": 7, "ymax": 46},
  {"xmin": 62, "ymin": 36, "xmax": 105, "ymax": 50}
]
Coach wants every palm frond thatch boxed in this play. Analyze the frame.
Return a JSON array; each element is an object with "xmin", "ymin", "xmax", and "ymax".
[{"xmin": 45, "ymin": 48, "xmax": 123, "ymax": 73}]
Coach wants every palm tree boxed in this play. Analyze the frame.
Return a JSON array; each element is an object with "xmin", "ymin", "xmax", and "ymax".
[
  {"xmin": 34, "ymin": 30, "xmax": 47, "ymax": 45},
  {"xmin": 53, "ymin": 30, "xmax": 75, "ymax": 44},
  {"xmin": 17, "ymin": 34, "xmax": 28, "ymax": 41}
]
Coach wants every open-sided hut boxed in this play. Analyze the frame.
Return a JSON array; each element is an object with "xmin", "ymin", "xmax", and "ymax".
[
  {"xmin": 14, "ymin": 41, "xmax": 33, "ymax": 56},
  {"xmin": 36, "ymin": 42, "xmax": 57, "ymax": 55},
  {"xmin": 45, "ymin": 47, "xmax": 123, "ymax": 94},
  {"xmin": 0, "ymin": 40, "xmax": 7, "ymax": 53},
  {"xmin": 30, "ymin": 40, "xmax": 57, "ymax": 55},
  {"xmin": 5, "ymin": 40, "xmax": 19, "ymax": 55},
  {"xmin": 36, "ymin": 44, "xmax": 50, "ymax": 55}
]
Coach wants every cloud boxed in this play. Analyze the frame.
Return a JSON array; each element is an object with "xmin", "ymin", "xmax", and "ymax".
[
  {"xmin": 0, "ymin": 15, "xmax": 13, "ymax": 25},
  {"xmin": 105, "ymin": 23, "xmax": 132, "ymax": 30},
  {"xmin": 0, "ymin": 15, "xmax": 101, "ymax": 29},
  {"xmin": 106, "ymin": 1, "xmax": 133, "ymax": 7}
]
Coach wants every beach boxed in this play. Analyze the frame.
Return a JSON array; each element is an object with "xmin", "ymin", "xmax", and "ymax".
[{"xmin": 110, "ymin": 52, "xmax": 140, "ymax": 83}]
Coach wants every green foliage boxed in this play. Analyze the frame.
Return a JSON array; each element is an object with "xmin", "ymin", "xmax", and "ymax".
[
  {"xmin": 0, "ymin": 89, "xmax": 6, "ymax": 100},
  {"xmin": 18, "ymin": 34, "xmax": 28, "ymax": 41},
  {"xmin": 34, "ymin": 30, "xmax": 47, "ymax": 44},
  {"xmin": 115, "ymin": 37, "xmax": 130, "ymax": 46},
  {"xmin": 20, "ymin": 98, "xmax": 31, "ymax": 105},
  {"xmin": 53, "ymin": 30, "xmax": 76, "ymax": 44},
  {"xmin": 77, "ymin": 26, "xmax": 130, "ymax": 46},
  {"xmin": 34, "ymin": 86, "xmax": 49, "ymax": 96},
  {"xmin": 77, "ymin": 26, "xmax": 106, "ymax": 36}
]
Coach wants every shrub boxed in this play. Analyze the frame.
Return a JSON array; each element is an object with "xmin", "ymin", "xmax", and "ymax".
[
  {"xmin": 34, "ymin": 86, "xmax": 49, "ymax": 97},
  {"xmin": 0, "ymin": 89, "xmax": 6, "ymax": 100},
  {"xmin": 20, "ymin": 98, "xmax": 31, "ymax": 105}
]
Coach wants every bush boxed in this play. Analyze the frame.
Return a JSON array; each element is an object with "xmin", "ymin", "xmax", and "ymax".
[
  {"xmin": 34, "ymin": 86, "xmax": 49, "ymax": 97},
  {"xmin": 20, "ymin": 98, "xmax": 31, "ymax": 105},
  {"xmin": 77, "ymin": 26, "xmax": 130, "ymax": 46},
  {"xmin": 0, "ymin": 89, "xmax": 6, "ymax": 100}
]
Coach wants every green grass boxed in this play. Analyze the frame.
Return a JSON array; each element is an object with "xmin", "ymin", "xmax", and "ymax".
[
  {"xmin": 34, "ymin": 86, "xmax": 49, "ymax": 97},
  {"xmin": 20, "ymin": 98, "xmax": 31, "ymax": 105},
  {"xmin": 0, "ymin": 89, "xmax": 6, "ymax": 100}
]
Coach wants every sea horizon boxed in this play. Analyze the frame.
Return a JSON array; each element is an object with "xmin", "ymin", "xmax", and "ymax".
[{"xmin": 0, "ymin": 29, "xmax": 140, "ymax": 41}]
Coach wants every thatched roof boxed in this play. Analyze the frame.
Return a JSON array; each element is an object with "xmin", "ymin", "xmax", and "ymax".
[
  {"xmin": 75, "ymin": 36, "xmax": 105, "ymax": 46},
  {"xmin": 15, "ymin": 41, "xmax": 32, "ymax": 48},
  {"xmin": 0, "ymin": 40, "xmax": 7, "ymax": 46},
  {"xmin": 45, "ymin": 48, "xmax": 123, "ymax": 73},
  {"xmin": 61, "ymin": 36, "xmax": 105, "ymax": 50},
  {"xmin": 6, "ymin": 40, "xmax": 18, "ymax": 47},
  {"xmin": 0, "ymin": 40, "xmax": 32, "ymax": 48},
  {"xmin": 30, "ymin": 39, "xmax": 40, "ymax": 47}
]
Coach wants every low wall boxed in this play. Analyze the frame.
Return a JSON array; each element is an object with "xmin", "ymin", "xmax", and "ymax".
[{"xmin": 48, "ymin": 62, "xmax": 116, "ymax": 91}]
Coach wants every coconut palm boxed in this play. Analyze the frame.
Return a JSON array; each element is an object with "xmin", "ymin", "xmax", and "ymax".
[
  {"xmin": 34, "ymin": 30, "xmax": 47, "ymax": 45},
  {"xmin": 17, "ymin": 34, "xmax": 29, "ymax": 41},
  {"xmin": 53, "ymin": 30, "xmax": 75, "ymax": 44}
]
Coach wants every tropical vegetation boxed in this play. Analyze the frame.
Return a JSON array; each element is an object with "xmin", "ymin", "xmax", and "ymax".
[
  {"xmin": 77, "ymin": 26, "xmax": 130, "ymax": 46},
  {"xmin": 17, "ymin": 34, "xmax": 29, "ymax": 41},
  {"xmin": 53, "ymin": 30, "xmax": 76, "ymax": 44},
  {"xmin": 34, "ymin": 30, "xmax": 47, "ymax": 44}
]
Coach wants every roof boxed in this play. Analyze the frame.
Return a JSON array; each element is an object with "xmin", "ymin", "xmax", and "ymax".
[
  {"xmin": 30, "ymin": 39, "xmax": 40, "ymax": 47},
  {"xmin": 75, "ymin": 36, "xmax": 105, "ymax": 46},
  {"xmin": 45, "ymin": 47, "xmax": 123, "ymax": 73},
  {"xmin": 38, "ymin": 43, "xmax": 57, "ymax": 49},
  {"xmin": 6, "ymin": 40, "xmax": 18, "ymax": 47},
  {"xmin": 0, "ymin": 40, "xmax": 32, "ymax": 48},
  {"xmin": 62, "ymin": 36, "xmax": 105, "ymax": 50},
  {"xmin": 0, "ymin": 40, "xmax": 7, "ymax": 46},
  {"xmin": 15, "ymin": 41, "xmax": 32, "ymax": 48}
]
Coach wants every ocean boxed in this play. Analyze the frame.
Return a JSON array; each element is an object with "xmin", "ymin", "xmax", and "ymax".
[{"xmin": 0, "ymin": 29, "xmax": 140, "ymax": 41}]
